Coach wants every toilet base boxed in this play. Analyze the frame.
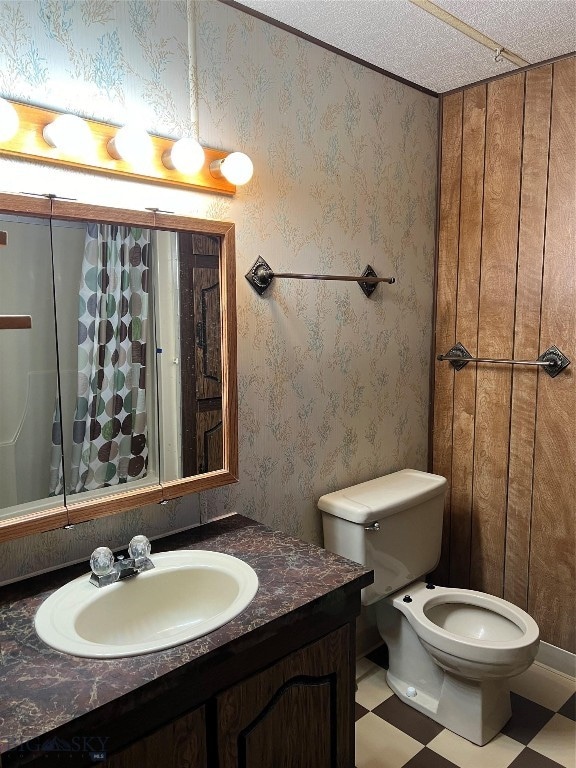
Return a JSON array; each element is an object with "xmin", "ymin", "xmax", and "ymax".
[
  {"xmin": 376, "ymin": 595, "xmax": 515, "ymax": 745},
  {"xmin": 386, "ymin": 668, "xmax": 512, "ymax": 746}
]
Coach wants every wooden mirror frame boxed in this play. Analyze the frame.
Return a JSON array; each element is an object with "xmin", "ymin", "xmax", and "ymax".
[{"xmin": 0, "ymin": 192, "xmax": 238, "ymax": 542}]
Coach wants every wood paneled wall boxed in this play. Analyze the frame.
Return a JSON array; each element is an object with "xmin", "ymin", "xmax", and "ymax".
[{"xmin": 431, "ymin": 57, "xmax": 575, "ymax": 653}]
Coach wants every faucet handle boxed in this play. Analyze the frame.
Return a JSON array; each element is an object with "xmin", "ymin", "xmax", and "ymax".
[
  {"xmin": 128, "ymin": 534, "xmax": 151, "ymax": 561},
  {"xmin": 90, "ymin": 546, "xmax": 115, "ymax": 577}
]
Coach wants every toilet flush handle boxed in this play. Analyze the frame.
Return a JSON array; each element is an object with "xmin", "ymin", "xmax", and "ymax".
[{"xmin": 364, "ymin": 522, "xmax": 380, "ymax": 532}]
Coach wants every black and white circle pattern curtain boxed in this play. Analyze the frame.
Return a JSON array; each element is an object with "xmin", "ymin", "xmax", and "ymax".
[{"xmin": 50, "ymin": 223, "xmax": 151, "ymax": 495}]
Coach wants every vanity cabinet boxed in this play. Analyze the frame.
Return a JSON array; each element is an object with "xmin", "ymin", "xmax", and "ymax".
[
  {"xmin": 0, "ymin": 516, "xmax": 372, "ymax": 768},
  {"xmin": 105, "ymin": 707, "xmax": 207, "ymax": 768},
  {"xmin": 216, "ymin": 625, "xmax": 353, "ymax": 768},
  {"xmin": 102, "ymin": 625, "xmax": 353, "ymax": 768}
]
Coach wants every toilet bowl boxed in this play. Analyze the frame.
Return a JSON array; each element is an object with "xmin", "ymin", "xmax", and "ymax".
[
  {"xmin": 395, "ymin": 582, "xmax": 539, "ymax": 678},
  {"xmin": 378, "ymin": 581, "xmax": 539, "ymax": 744},
  {"xmin": 318, "ymin": 469, "xmax": 540, "ymax": 746}
]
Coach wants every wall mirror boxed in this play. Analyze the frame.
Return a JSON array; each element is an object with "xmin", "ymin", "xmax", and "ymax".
[{"xmin": 0, "ymin": 193, "xmax": 237, "ymax": 542}]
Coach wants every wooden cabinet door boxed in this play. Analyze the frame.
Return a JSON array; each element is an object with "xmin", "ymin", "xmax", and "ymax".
[
  {"xmin": 104, "ymin": 706, "xmax": 207, "ymax": 768},
  {"xmin": 216, "ymin": 624, "xmax": 354, "ymax": 768}
]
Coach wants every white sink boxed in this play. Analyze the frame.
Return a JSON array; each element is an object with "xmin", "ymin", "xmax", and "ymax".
[{"xmin": 35, "ymin": 550, "xmax": 259, "ymax": 658}]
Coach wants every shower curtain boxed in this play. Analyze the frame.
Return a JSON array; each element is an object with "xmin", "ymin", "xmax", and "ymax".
[{"xmin": 50, "ymin": 223, "xmax": 151, "ymax": 495}]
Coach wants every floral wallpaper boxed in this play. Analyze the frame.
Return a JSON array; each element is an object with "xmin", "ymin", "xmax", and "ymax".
[
  {"xmin": 0, "ymin": 0, "xmax": 437, "ymax": 583},
  {"xmin": 0, "ymin": 0, "xmax": 193, "ymax": 134}
]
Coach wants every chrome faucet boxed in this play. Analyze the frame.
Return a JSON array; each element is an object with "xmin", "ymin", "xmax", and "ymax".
[{"xmin": 89, "ymin": 535, "xmax": 155, "ymax": 587}]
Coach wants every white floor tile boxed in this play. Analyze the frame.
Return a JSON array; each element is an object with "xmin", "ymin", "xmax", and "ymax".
[
  {"xmin": 510, "ymin": 662, "xmax": 576, "ymax": 711},
  {"xmin": 355, "ymin": 653, "xmax": 576, "ymax": 768},
  {"xmin": 528, "ymin": 713, "xmax": 576, "ymax": 768},
  {"xmin": 427, "ymin": 728, "xmax": 524, "ymax": 768},
  {"xmin": 355, "ymin": 666, "xmax": 394, "ymax": 711},
  {"xmin": 356, "ymin": 657, "xmax": 380, "ymax": 682},
  {"xmin": 356, "ymin": 712, "xmax": 423, "ymax": 768}
]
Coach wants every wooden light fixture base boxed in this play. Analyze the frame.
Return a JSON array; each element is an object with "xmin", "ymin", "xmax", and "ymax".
[{"xmin": 0, "ymin": 100, "xmax": 236, "ymax": 195}]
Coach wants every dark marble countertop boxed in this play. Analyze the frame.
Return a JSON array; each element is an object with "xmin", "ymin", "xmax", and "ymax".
[{"xmin": 0, "ymin": 514, "xmax": 372, "ymax": 758}]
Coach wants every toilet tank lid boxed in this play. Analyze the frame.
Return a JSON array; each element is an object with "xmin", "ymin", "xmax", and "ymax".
[{"xmin": 318, "ymin": 469, "xmax": 447, "ymax": 524}]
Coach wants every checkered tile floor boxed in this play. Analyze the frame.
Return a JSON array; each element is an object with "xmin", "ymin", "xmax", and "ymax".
[{"xmin": 356, "ymin": 646, "xmax": 576, "ymax": 768}]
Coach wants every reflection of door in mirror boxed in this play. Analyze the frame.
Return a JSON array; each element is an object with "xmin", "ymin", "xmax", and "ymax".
[
  {"xmin": 0, "ymin": 214, "xmax": 64, "ymax": 521},
  {"xmin": 179, "ymin": 232, "xmax": 223, "ymax": 476}
]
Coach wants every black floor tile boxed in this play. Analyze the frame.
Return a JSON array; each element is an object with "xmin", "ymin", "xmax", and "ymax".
[
  {"xmin": 356, "ymin": 654, "xmax": 575, "ymax": 768},
  {"xmin": 372, "ymin": 694, "xmax": 444, "ymax": 745},
  {"xmin": 558, "ymin": 692, "xmax": 575, "ymax": 721},
  {"xmin": 366, "ymin": 643, "xmax": 389, "ymax": 670},
  {"xmin": 508, "ymin": 747, "xmax": 569, "ymax": 768},
  {"xmin": 501, "ymin": 693, "xmax": 555, "ymax": 745},
  {"xmin": 403, "ymin": 747, "xmax": 460, "ymax": 768},
  {"xmin": 355, "ymin": 702, "xmax": 369, "ymax": 721}
]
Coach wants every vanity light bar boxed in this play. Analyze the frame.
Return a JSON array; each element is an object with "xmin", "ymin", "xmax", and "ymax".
[{"xmin": 0, "ymin": 100, "xmax": 237, "ymax": 195}]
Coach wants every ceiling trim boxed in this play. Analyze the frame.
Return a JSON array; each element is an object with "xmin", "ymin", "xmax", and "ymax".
[
  {"xmin": 218, "ymin": 0, "xmax": 439, "ymax": 98},
  {"xmin": 441, "ymin": 50, "xmax": 576, "ymax": 96}
]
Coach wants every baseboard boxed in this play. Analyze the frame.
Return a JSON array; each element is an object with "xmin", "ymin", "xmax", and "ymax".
[{"xmin": 536, "ymin": 641, "xmax": 576, "ymax": 679}]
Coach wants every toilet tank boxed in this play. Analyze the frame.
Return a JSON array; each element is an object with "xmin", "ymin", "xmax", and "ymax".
[{"xmin": 319, "ymin": 469, "xmax": 447, "ymax": 605}]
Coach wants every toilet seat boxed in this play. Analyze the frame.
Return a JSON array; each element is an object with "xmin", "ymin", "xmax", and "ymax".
[{"xmin": 391, "ymin": 582, "xmax": 540, "ymax": 666}]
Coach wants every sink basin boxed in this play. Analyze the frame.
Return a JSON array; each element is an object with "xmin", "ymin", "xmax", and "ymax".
[{"xmin": 35, "ymin": 550, "xmax": 259, "ymax": 658}]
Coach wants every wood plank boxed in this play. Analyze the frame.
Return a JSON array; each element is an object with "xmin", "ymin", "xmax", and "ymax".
[
  {"xmin": 51, "ymin": 199, "xmax": 155, "ymax": 227},
  {"xmin": 161, "ymin": 469, "xmax": 238, "ymax": 500},
  {"xmin": 0, "ymin": 506, "xmax": 68, "ymax": 543},
  {"xmin": 430, "ymin": 92, "xmax": 462, "ymax": 583},
  {"xmin": 66, "ymin": 484, "xmax": 163, "ymax": 525},
  {"xmin": 219, "ymin": 223, "xmax": 239, "ymax": 485},
  {"xmin": 0, "ymin": 315, "xmax": 32, "ymax": 330},
  {"xmin": 529, "ymin": 57, "xmax": 576, "ymax": 652},
  {"xmin": 471, "ymin": 73, "xmax": 524, "ymax": 596},
  {"xmin": 450, "ymin": 84, "xmax": 486, "ymax": 587},
  {"xmin": 504, "ymin": 66, "xmax": 552, "ymax": 608},
  {"xmin": 0, "ymin": 191, "xmax": 51, "ymax": 217}
]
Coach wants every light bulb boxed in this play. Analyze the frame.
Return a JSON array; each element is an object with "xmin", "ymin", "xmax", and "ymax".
[
  {"xmin": 0, "ymin": 98, "xmax": 19, "ymax": 142},
  {"xmin": 210, "ymin": 152, "xmax": 253, "ymax": 186},
  {"xmin": 162, "ymin": 137, "xmax": 205, "ymax": 174},
  {"xmin": 43, "ymin": 114, "xmax": 92, "ymax": 155},
  {"xmin": 107, "ymin": 125, "xmax": 153, "ymax": 165}
]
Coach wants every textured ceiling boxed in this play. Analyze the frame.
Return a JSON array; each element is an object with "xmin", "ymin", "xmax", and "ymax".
[{"xmin": 230, "ymin": 0, "xmax": 576, "ymax": 93}]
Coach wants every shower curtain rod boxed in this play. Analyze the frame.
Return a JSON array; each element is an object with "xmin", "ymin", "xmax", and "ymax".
[
  {"xmin": 438, "ymin": 342, "xmax": 570, "ymax": 378},
  {"xmin": 245, "ymin": 256, "xmax": 395, "ymax": 297}
]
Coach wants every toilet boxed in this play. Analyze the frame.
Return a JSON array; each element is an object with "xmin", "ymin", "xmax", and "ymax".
[{"xmin": 318, "ymin": 469, "xmax": 539, "ymax": 746}]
